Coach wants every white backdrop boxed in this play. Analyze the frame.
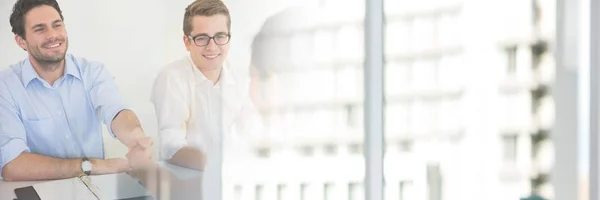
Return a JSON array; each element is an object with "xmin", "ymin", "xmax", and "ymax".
[{"xmin": 0, "ymin": 0, "xmax": 296, "ymax": 158}]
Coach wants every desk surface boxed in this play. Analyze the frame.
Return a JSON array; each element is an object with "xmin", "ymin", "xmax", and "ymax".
[
  {"xmin": 0, "ymin": 180, "xmax": 42, "ymax": 200},
  {"xmin": 0, "ymin": 162, "xmax": 203, "ymax": 200}
]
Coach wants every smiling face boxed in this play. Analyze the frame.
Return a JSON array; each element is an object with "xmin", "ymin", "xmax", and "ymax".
[
  {"xmin": 184, "ymin": 14, "xmax": 230, "ymax": 71},
  {"xmin": 15, "ymin": 5, "xmax": 68, "ymax": 68}
]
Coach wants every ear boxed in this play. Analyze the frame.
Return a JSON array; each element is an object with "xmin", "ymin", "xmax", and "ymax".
[
  {"xmin": 14, "ymin": 34, "xmax": 27, "ymax": 51},
  {"xmin": 183, "ymin": 35, "xmax": 191, "ymax": 51}
]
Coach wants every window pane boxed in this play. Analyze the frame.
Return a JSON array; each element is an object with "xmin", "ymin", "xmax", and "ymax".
[
  {"xmin": 227, "ymin": 3, "xmax": 365, "ymax": 200},
  {"xmin": 384, "ymin": 1, "xmax": 557, "ymax": 200},
  {"xmin": 385, "ymin": 20, "xmax": 412, "ymax": 55},
  {"xmin": 412, "ymin": 59, "xmax": 437, "ymax": 90},
  {"xmin": 412, "ymin": 17, "xmax": 436, "ymax": 52}
]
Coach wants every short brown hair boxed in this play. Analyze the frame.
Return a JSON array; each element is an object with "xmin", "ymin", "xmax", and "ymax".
[
  {"xmin": 183, "ymin": 0, "xmax": 231, "ymax": 35},
  {"xmin": 10, "ymin": 0, "xmax": 64, "ymax": 38}
]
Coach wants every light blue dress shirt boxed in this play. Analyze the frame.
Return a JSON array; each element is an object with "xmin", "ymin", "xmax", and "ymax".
[{"xmin": 0, "ymin": 54, "xmax": 127, "ymax": 179}]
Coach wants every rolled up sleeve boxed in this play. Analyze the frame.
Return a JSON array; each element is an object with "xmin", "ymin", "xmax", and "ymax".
[
  {"xmin": 151, "ymin": 70, "xmax": 191, "ymax": 160},
  {"xmin": 0, "ymin": 82, "xmax": 30, "ymax": 179},
  {"xmin": 88, "ymin": 64, "xmax": 128, "ymax": 138}
]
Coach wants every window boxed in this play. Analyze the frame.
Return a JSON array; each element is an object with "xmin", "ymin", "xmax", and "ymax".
[
  {"xmin": 256, "ymin": 185, "xmax": 264, "ymax": 200},
  {"xmin": 290, "ymin": 33, "xmax": 314, "ymax": 68},
  {"xmin": 300, "ymin": 184, "xmax": 308, "ymax": 200},
  {"xmin": 324, "ymin": 144, "xmax": 338, "ymax": 155},
  {"xmin": 301, "ymin": 183, "xmax": 323, "ymax": 200},
  {"xmin": 502, "ymin": 135, "xmax": 518, "ymax": 162},
  {"xmin": 298, "ymin": 145, "xmax": 315, "ymax": 157},
  {"xmin": 437, "ymin": 14, "xmax": 459, "ymax": 48},
  {"xmin": 324, "ymin": 183, "xmax": 340, "ymax": 200},
  {"xmin": 346, "ymin": 104, "xmax": 357, "ymax": 127},
  {"xmin": 277, "ymin": 184, "xmax": 287, "ymax": 200},
  {"xmin": 335, "ymin": 67, "xmax": 361, "ymax": 102},
  {"xmin": 399, "ymin": 140, "xmax": 414, "ymax": 153},
  {"xmin": 257, "ymin": 147, "xmax": 271, "ymax": 158},
  {"xmin": 411, "ymin": 59, "xmax": 438, "ymax": 89},
  {"xmin": 411, "ymin": 101, "xmax": 439, "ymax": 134},
  {"xmin": 335, "ymin": 25, "xmax": 363, "ymax": 60},
  {"xmin": 400, "ymin": 181, "xmax": 414, "ymax": 200},
  {"xmin": 426, "ymin": 164, "xmax": 442, "ymax": 200},
  {"xmin": 349, "ymin": 182, "xmax": 364, "ymax": 200},
  {"xmin": 349, "ymin": 143, "xmax": 363, "ymax": 155},
  {"xmin": 385, "ymin": 62, "xmax": 412, "ymax": 96},
  {"xmin": 385, "ymin": 103, "xmax": 410, "ymax": 135},
  {"xmin": 385, "ymin": 20, "xmax": 412, "ymax": 55},
  {"xmin": 412, "ymin": 17, "xmax": 436, "ymax": 52},
  {"xmin": 313, "ymin": 30, "xmax": 335, "ymax": 63},
  {"xmin": 506, "ymin": 46, "xmax": 518, "ymax": 74},
  {"xmin": 234, "ymin": 185, "xmax": 243, "ymax": 200},
  {"xmin": 437, "ymin": 55, "xmax": 463, "ymax": 89},
  {"xmin": 438, "ymin": 99, "xmax": 461, "ymax": 132}
]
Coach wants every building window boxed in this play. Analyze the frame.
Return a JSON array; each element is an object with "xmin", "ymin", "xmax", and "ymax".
[
  {"xmin": 427, "ymin": 164, "xmax": 443, "ymax": 200},
  {"xmin": 349, "ymin": 143, "xmax": 363, "ymax": 155},
  {"xmin": 412, "ymin": 16, "xmax": 436, "ymax": 52},
  {"xmin": 277, "ymin": 184, "xmax": 286, "ymax": 200},
  {"xmin": 506, "ymin": 46, "xmax": 518, "ymax": 74},
  {"xmin": 257, "ymin": 147, "xmax": 270, "ymax": 158},
  {"xmin": 313, "ymin": 30, "xmax": 335, "ymax": 63},
  {"xmin": 299, "ymin": 145, "xmax": 315, "ymax": 157},
  {"xmin": 348, "ymin": 182, "xmax": 364, "ymax": 200},
  {"xmin": 255, "ymin": 185, "xmax": 264, "ymax": 200},
  {"xmin": 324, "ymin": 144, "xmax": 338, "ymax": 155},
  {"xmin": 437, "ymin": 14, "xmax": 459, "ymax": 48},
  {"xmin": 399, "ymin": 181, "xmax": 414, "ymax": 200},
  {"xmin": 411, "ymin": 58, "xmax": 438, "ymax": 90},
  {"xmin": 502, "ymin": 135, "xmax": 518, "ymax": 162},
  {"xmin": 385, "ymin": 20, "xmax": 412, "ymax": 54},
  {"xmin": 234, "ymin": 185, "xmax": 243, "ymax": 200},
  {"xmin": 324, "ymin": 183, "xmax": 337, "ymax": 200},
  {"xmin": 346, "ymin": 104, "xmax": 356, "ymax": 127},
  {"xmin": 385, "ymin": 62, "xmax": 412, "ymax": 96},
  {"xmin": 335, "ymin": 25, "xmax": 363, "ymax": 59},
  {"xmin": 399, "ymin": 140, "xmax": 413, "ymax": 153}
]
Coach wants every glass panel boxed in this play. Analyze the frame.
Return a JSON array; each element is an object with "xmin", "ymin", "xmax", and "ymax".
[
  {"xmin": 227, "ymin": 2, "xmax": 365, "ymax": 200},
  {"xmin": 383, "ymin": 0, "xmax": 557, "ymax": 200}
]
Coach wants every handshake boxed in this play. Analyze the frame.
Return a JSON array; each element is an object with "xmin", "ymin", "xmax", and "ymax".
[
  {"xmin": 125, "ymin": 136, "xmax": 156, "ymax": 171},
  {"xmin": 89, "ymin": 137, "xmax": 157, "ymax": 175}
]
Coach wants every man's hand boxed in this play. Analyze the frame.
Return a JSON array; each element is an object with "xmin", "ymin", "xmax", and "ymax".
[
  {"xmin": 90, "ymin": 158, "xmax": 132, "ymax": 175},
  {"xmin": 129, "ymin": 136, "xmax": 153, "ymax": 150},
  {"xmin": 126, "ymin": 138, "xmax": 155, "ymax": 171}
]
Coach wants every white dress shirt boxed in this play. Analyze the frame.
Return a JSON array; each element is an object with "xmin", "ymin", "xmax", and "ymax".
[{"xmin": 151, "ymin": 56, "xmax": 258, "ymax": 161}]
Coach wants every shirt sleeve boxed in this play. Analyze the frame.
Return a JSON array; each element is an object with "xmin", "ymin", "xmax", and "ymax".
[
  {"xmin": 88, "ymin": 64, "xmax": 128, "ymax": 138},
  {"xmin": 0, "ymin": 81, "xmax": 30, "ymax": 180},
  {"xmin": 151, "ymin": 70, "xmax": 191, "ymax": 160}
]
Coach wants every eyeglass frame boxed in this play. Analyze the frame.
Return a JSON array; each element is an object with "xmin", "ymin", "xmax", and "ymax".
[{"xmin": 186, "ymin": 33, "xmax": 231, "ymax": 47}]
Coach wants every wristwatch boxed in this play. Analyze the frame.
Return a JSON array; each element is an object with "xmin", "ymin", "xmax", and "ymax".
[{"xmin": 81, "ymin": 158, "xmax": 92, "ymax": 176}]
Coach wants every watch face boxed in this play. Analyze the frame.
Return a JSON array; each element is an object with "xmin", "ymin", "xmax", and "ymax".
[{"xmin": 82, "ymin": 161, "xmax": 92, "ymax": 171}]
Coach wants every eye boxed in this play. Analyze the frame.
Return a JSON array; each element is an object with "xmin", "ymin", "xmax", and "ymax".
[{"xmin": 196, "ymin": 36, "xmax": 210, "ymax": 41}]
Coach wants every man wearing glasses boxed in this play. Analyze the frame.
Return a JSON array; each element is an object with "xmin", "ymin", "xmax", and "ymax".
[{"xmin": 151, "ymin": 0, "xmax": 256, "ymax": 174}]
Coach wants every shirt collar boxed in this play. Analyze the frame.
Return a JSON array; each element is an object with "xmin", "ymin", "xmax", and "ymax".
[
  {"xmin": 187, "ymin": 55, "xmax": 236, "ymax": 86},
  {"xmin": 21, "ymin": 55, "xmax": 82, "ymax": 86}
]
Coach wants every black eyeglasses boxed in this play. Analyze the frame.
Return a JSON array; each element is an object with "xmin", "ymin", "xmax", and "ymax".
[{"xmin": 187, "ymin": 33, "xmax": 231, "ymax": 47}]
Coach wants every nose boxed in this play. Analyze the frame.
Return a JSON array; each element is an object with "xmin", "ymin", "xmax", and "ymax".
[
  {"xmin": 205, "ymin": 38, "xmax": 218, "ymax": 51},
  {"xmin": 45, "ymin": 27, "xmax": 57, "ymax": 38},
  {"xmin": 45, "ymin": 28, "xmax": 60, "ymax": 42}
]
